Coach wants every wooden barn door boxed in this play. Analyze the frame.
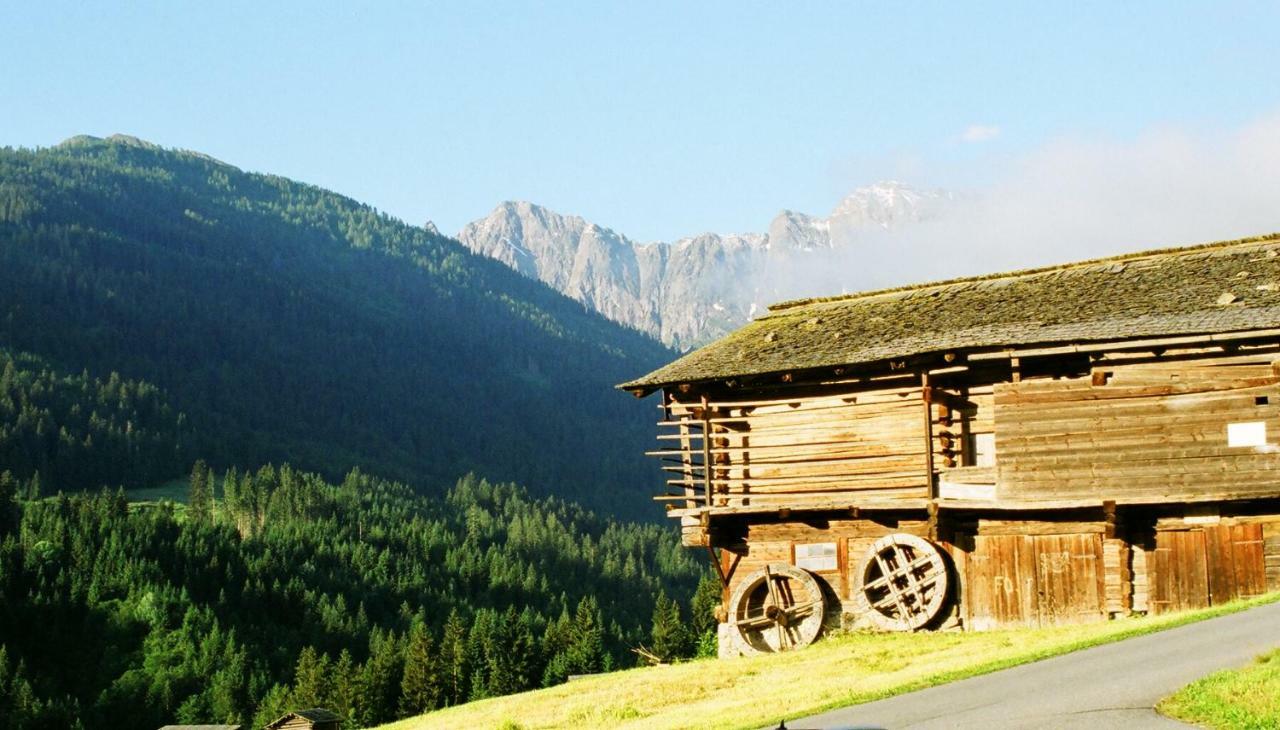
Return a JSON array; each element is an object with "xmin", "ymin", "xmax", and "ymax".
[
  {"xmin": 1150, "ymin": 525, "xmax": 1265, "ymax": 614},
  {"xmin": 1205, "ymin": 524, "xmax": 1266, "ymax": 603},
  {"xmin": 1035, "ymin": 534, "xmax": 1105, "ymax": 626},
  {"xmin": 966, "ymin": 535, "xmax": 1037, "ymax": 631},
  {"xmin": 1150, "ymin": 530, "xmax": 1209, "ymax": 614},
  {"xmin": 965, "ymin": 533, "xmax": 1105, "ymax": 629}
]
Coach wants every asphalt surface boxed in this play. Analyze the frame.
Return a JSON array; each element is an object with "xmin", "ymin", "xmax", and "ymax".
[{"xmin": 787, "ymin": 599, "xmax": 1280, "ymax": 730}]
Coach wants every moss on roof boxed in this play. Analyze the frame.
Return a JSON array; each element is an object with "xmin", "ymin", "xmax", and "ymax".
[{"xmin": 621, "ymin": 233, "xmax": 1280, "ymax": 390}]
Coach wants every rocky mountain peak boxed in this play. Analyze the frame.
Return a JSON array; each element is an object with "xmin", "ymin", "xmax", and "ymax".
[{"xmin": 455, "ymin": 181, "xmax": 949, "ymax": 349}]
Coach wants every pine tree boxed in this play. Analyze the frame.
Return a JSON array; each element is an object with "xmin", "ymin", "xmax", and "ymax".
[
  {"xmin": 330, "ymin": 649, "xmax": 358, "ymax": 724},
  {"xmin": 650, "ymin": 590, "xmax": 691, "ymax": 662},
  {"xmin": 290, "ymin": 646, "xmax": 331, "ymax": 709},
  {"xmin": 357, "ymin": 629, "xmax": 403, "ymax": 726},
  {"xmin": 251, "ymin": 684, "xmax": 291, "ymax": 730},
  {"xmin": 568, "ymin": 595, "xmax": 605, "ymax": 674},
  {"xmin": 438, "ymin": 609, "xmax": 469, "ymax": 706},
  {"xmin": 690, "ymin": 570, "xmax": 722, "ymax": 636},
  {"xmin": 399, "ymin": 619, "xmax": 442, "ymax": 716},
  {"xmin": 0, "ymin": 471, "xmax": 16, "ymax": 535},
  {"xmin": 188, "ymin": 459, "xmax": 211, "ymax": 523}
]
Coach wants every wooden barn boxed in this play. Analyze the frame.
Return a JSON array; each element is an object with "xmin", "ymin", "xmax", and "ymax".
[
  {"xmin": 263, "ymin": 709, "xmax": 340, "ymax": 730},
  {"xmin": 620, "ymin": 234, "xmax": 1280, "ymax": 656}
]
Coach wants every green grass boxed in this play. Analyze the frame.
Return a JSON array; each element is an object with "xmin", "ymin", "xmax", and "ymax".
[
  {"xmin": 124, "ymin": 477, "xmax": 191, "ymax": 504},
  {"xmin": 380, "ymin": 592, "xmax": 1280, "ymax": 730},
  {"xmin": 1159, "ymin": 647, "xmax": 1280, "ymax": 729}
]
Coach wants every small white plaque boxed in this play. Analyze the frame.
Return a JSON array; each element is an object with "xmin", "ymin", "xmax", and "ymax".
[
  {"xmin": 795, "ymin": 542, "xmax": 838, "ymax": 572},
  {"xmin": 1227, "ymin": 421, "xmax": 1267, "ymax": 447}
]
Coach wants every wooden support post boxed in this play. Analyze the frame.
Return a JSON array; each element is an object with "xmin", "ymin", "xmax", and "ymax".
[
  {"xmin": 706, "ymin": 546, "xmax": 729, "ymax": 587},
  {"xmin": 922, "ymin": 372, "xmax": 936, "ymax": 500},
  {"xmin": 1103, "ymin": 500, "xmax": 1117, "ymax": 539},
  {"xmin": 1010, "ymin": 356, "xmax": 1022, "ymax": 383},
  {"xmin": 700, "ymin": 394, "xmax": 713, "ymax": 508}
]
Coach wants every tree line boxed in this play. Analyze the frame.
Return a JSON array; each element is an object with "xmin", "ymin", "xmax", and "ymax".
[{"xmin": 0, "ymin": 464, "xmax": 715, "ymax": 729}]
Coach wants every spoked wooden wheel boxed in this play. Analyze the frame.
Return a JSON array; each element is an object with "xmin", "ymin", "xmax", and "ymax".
[
  {"xmin": 727, "ymin": 563, "xmax": 826, "ymax": 654},
  {"xmin": 859, "ymin": 533, "xmax": 949, "ymax": 631}
]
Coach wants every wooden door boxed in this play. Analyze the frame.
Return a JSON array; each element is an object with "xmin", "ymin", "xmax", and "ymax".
[
  {"xmin": 966, "ymin": 535, "xmax": 1037, "ymax": 630},
  {"xmin": 1205, "ymin": 523, "xmax": 1266, "ymax": 602},
  {"xmin": 1150, "ymin": 529, "xmax": 1209, "ymax": 614},
  {"xmin": 1152, "ymin": 525, "xmax": 1265, "ymax": 613},
  {"xmin": 1035, "ymin": 533, "xmax": 1106, "ymax": 626}
]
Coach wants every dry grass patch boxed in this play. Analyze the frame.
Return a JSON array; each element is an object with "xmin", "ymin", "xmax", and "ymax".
[{"xmin": 382, "ymin": 593, "xmax": 1279, "ymax": 730}]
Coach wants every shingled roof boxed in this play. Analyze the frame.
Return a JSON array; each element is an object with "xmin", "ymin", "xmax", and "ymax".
[{"xmin": 621, "ymin": 233, "xmax": 1280, "ymax": 391}]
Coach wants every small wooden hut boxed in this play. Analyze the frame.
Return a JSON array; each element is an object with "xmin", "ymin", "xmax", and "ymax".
[
  {"xmin": 621, "ymin": 234, "xmax": 1280, "ymax": 655},
  {"xmin": 263, "ymin": 709, "xmax": 340, "ymax": 730}
]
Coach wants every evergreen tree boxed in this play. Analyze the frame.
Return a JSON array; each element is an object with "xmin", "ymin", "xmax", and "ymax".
[
  {"xmin": 290, "ymin": 646, "xmax": 331, "ymax": 709},
  {"xmin": 438, "ymin": 609, "xmax": 470, "ymax": 706},
  {"xmin": 399, "ymin": 619, "xmax": 442, "ymax": 716},
  {"xmin": 650, "ymin": 590, "xmax": 691, "ymax": 662},
  {"xmin": 357, "ymin": 629, "xmax": 403, "ymax": 726},
  {"xmin": 330, "ymin": 649, "xmax": 358, "ymax": 724},
  {"xmin": 251, "ymin": 684, "xmax": 291, "ymax": 730},
  {"xmin": 567, "ymin": 596, "xmax": 606, "ymax": 675},
  {"xmin": 188, "ymin": 459, "xmax": 212, "ymax": 523},
  {"xmin": 0, "ymin": 471, "xmax": 17, "ymax": 535},
  {"xmin": 690, "ymin": 570, "xmax": 722, "ymax": 657}
]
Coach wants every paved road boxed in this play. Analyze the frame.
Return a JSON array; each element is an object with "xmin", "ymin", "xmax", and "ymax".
[{"xmin": 790, "ymin": 600, "xmax": 1280, "ymax": 730}]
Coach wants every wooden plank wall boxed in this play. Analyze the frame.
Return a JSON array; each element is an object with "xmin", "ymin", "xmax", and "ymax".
[
  {"xmin": 1267, "ymin": 523, "xmax": 1280, "ymax": 592},
  {"xmin": 994, "ymin": 352, "xmax": 1280, "ymax": 502},
  {"xmin": 1103, "ymin": 538, "xmax": 1132, "ymax": 616},
  {"xmin": 963, "ymin": 531, "xmax": 1106, "ymax": 630},
  {"xmin": 1148, "ymin": 523, "xmax": 1267, "ymax": 614},
  {"xmin": 932, "ymin": 383, "xmax": 995, "ymax": 470},
  {"xmin": 662, "ymin": 384, "xmax": 931, "ymax": 512}
]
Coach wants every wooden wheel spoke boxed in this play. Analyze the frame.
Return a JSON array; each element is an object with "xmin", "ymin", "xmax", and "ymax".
[
  {"xmin": 781, "ymin": 599, "xmax": 822, "ymax": 617},
  {"xmin": 860, "ymin": 534, "xmax": 951, "ymax": 631},
  {"xmin": 732, "ymin": 613, "xmax": 776, "ymax": 630},
  {"xmin": 862, "ymin": 553, "xmax": 940, "ymax": 590}
]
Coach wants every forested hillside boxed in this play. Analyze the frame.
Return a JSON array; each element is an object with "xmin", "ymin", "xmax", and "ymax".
[
  {"xmin": 0, "ymin": 347, "xmax": 192, "ymax": 492},
  {"xmin": 0, "ymin": 135, "xmax": 671, "ymax": 516},
  {"xmin": 0, "ymin": 467, "xmax": 709, "ymax": 728}
]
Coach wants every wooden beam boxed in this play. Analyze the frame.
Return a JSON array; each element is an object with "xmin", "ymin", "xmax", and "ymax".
[
  {"xmin": 922, "ymin": 371, "xmax": 936, "ymax": 499},
  {"xmin": 701, "ymin": 394, "xmax": 713, "ymax": 508},
  {"xmin": 968, "ymin": 329, "xmax": 1280, "ymax": 362}
]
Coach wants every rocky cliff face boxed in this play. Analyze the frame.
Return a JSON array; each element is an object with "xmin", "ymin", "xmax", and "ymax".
[{"xmin": 456, "ymin": 182, "xmax": 950, "ymax": 349}]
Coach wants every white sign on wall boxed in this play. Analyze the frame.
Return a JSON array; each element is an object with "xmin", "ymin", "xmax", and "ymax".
[
  {"xmin": 795, "ymin": 542, "xmax": 838, "ymax": 572},
  {"xmin": 1227, "ymin": 421, "xmax": 1267, "ymax": 448}
]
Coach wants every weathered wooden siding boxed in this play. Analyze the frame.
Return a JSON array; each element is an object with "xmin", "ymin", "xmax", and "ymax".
[
  {"xmin": 994, "ymin": 356, "xmax": 1280, "ymax": 502},
  {"xmin": 962, "ymin": 531, "xmax": 1106, "ymax": 630},
  {"xmin": 1148, "ymin": 523, "xmax": 1267, "ymax": 614},
  {"xmin": 661, "ymin": 384, "xmax": 931, "ymax": 514}
]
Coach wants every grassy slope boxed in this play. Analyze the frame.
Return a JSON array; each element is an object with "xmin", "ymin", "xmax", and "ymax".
[
  {"xmin": 383, "ymin": 593, "xmax": 1280, "ymax": 730},
  {"xmin": 1159, "ymin": 648, "xmax": 1280, "ymax": 729},
  {"xmin": 124, "ymin": 478, "xmax": 192, "ymax": 504}
]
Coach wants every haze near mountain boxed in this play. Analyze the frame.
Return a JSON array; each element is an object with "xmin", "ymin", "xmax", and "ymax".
[{"xmin": 457, "ymin": 182, "xmax": 951, "ymax": 349}]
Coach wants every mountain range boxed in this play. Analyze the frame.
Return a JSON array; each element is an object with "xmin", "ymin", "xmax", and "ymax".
[{"xmin": 456, "ymin": 182, "xmax": 952, "ymax": 349}]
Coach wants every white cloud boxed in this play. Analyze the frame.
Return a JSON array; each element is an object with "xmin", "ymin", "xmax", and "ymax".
[
  {"xmin": 960, "ymin": 124, "xmax": 1002, "ymax": 143},
  {"xmin": 780, "ymin": 112, "xmax": 1280, "ymax": 297}
]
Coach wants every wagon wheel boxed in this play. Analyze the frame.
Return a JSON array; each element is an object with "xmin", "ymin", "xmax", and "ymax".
[
  {"xmin": 727, "ymin": 563, "xmax": 826, "ymax": 654},
  {"xmin": 859, "ymin": 533, "xmax": 949, "ymax": 631}
]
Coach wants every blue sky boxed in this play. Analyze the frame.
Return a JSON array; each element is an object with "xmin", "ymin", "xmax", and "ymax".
[{"xmin": 4, "ymin": 2, "xmax": 1279, "ymax": 242}]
